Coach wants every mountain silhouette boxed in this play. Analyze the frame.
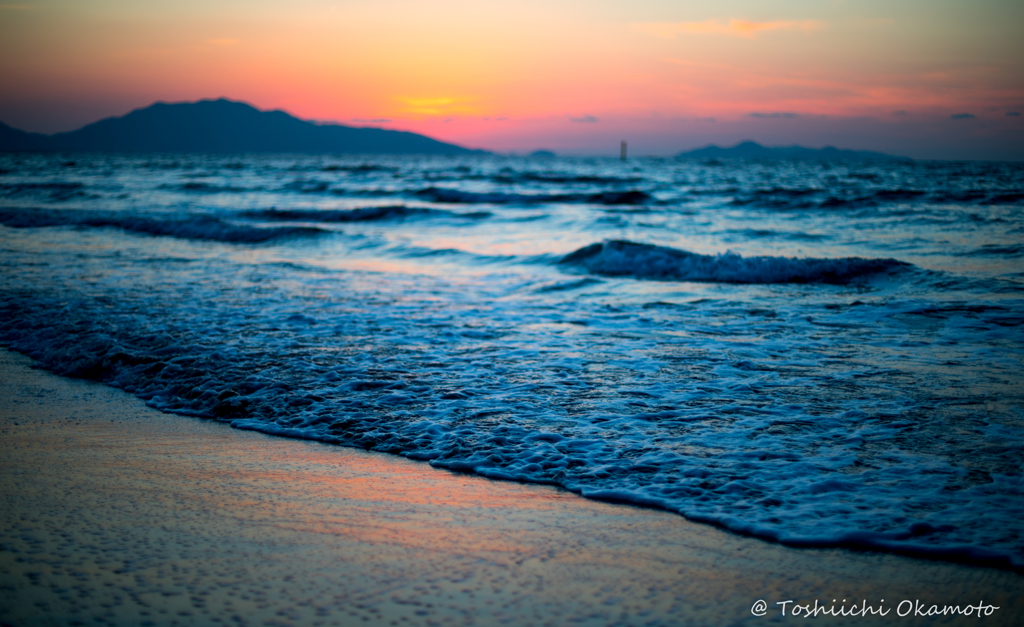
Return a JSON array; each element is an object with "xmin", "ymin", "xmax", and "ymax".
[
  {"xmin": 677, "ymin": 141, "xmax": 909, "ymax": 161},
  {"xmin": 0, "ymin": 99, "xmax": 486, "ymax": 155},
  {"xmin": 0, "ymin": 121, "xmax": 50, "ymax": 151}
]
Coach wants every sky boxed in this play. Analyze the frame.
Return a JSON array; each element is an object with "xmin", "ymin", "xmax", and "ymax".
[{"xmin": 1, "ymin": 0, "xmax": 1023, "ymax": 159}]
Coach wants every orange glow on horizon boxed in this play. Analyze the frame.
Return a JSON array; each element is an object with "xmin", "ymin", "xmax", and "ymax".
[{"xmin": 0, "ymin": 0, "xmax": 1021, "ymax": 158}]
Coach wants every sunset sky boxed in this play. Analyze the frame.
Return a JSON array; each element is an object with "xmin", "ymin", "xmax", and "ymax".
[{"xmin": 1, "ymin": 0, "xmax": 1022, "ymax": 159}]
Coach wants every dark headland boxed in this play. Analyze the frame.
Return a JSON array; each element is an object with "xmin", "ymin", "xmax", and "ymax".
[
  {"xmin": 678, "ymin": 140, "xmax": 910, "ymax": 161},
  {"xmin": 0, "ymin": 98, "xmax": 486, "ymax": 155}
]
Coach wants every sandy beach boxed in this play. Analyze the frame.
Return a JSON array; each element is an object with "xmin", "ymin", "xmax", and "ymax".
[{"xmin": 1, "ymin": 348, "xmax": 1020, "ymax": 626}]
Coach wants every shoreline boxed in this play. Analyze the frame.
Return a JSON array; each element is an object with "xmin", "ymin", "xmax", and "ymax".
[{"xmin": 1, "ymin": 347, "xmax": 1021, "ymax": 626}]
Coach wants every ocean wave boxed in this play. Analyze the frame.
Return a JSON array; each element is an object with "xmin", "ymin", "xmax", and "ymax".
[
  {"xmin": 280, "ymin": 179, "xmax": 401, "ymax": 197},
  {"xmin": 728, "ymin": 228, "xmax": 829, "ymax": 242},
  {"xmin": 490, "ymin": 173, "xmax": 646, "ymax": 185},
  {"xmin": 243, "ymin": 205, "xmax": 490, "ymax": 223},
  {"xmin": 0, "ymin": 181, "xmax": 91, "ymax": 202},
  {"xmin": 432, "ymin": 171, "xmax": 645, "ymax": 185},
  {"xmin": 586, "ymin": 190, "xmax": 652, "ymax": 205},
  {"xmin": 728, "ymin": 188, "xmax": 929, "ymax": 210},
  {"xmin": 0, "ymin": 208, "xmax": 322, "ymax": 243},
  {"xmin": 320, "ymin": 164, "xmax": 398, "ymax": 173},
  {"xmin": 961, "ymin": 244, "xmax": 1024, "ymax": 257},
  {"xmin": 984, "ymin": 192, "xmax": 1024, "ymax": 205},
  {"xmin": 727, "ymin": 187, "xmax": 1024, "ymax": 210},
  {"xmin": 414, "ymin": 187, "xmax": 652, "ymax": 206},
  {"xmin": 176, "ymin": 181, "xmax": 254, "ymax": 193},
  {"xmin": 283, "ymin": 179, "xmax": 331, "ymax": 194},
  {"xmin": 559, "ymin": 240, "xmax": 908, "ymax": 284},
  {"xmin": 929, "ymin": 191, "xmax": 991, "ymax": 204}
]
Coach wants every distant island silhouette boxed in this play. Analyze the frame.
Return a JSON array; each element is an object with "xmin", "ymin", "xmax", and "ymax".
[
  {"xmin": 0, "ymin": 104, "xmax": 915, "ymax": 159},
  {"xmin": 677, "ymin": 141, "xmax": 910, "ymax": 161},
  {"xmin": 0, "ymin": 99, "xmax": 486, "ymax": 155}
]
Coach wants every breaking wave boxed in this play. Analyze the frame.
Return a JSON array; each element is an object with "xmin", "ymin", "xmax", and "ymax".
[
  {"xmin": 243, "ymin": 205, "xmax": 491, "ymax": 223},
  {"xmin": 0, "ymin": 208, "xmax": 323, "ymax": 243},
  {"xmin": 560, "ymin": 240, "xmax": 909, "ymax": 284}
]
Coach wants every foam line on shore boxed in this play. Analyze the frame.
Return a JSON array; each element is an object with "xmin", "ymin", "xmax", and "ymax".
[{"xmin": 3, "ymin": 348, "xmax": 1023, "ymax": 625}]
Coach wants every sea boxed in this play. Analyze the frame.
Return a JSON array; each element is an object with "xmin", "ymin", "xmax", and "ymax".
[{"xmin": 1, "ymin": 152, "xmax": 1022, "ymax": 569}]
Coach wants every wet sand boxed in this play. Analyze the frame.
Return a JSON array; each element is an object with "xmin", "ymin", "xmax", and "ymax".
[{"xmin": 1, "ymin": 348, "xmax": 1020, "ymax": 626}]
